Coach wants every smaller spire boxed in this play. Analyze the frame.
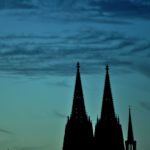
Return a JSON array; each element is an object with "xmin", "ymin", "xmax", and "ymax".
[
  {"xmin": 127, "ymin": 106, "xmax": 134, "ymax": 142},
  {"xmin": 126, "ymin": 106, "xmax": 136, "ymax": 150}
]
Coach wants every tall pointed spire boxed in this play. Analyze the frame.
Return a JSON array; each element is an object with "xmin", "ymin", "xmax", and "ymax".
[
  {"xmin": 63, "ymin": 62, "xmax": 93, "ymax": 150},
  {"xmin": 95, "ymin": 65, "xmax": 125, "ymax": 150},
  {"xmin": 71, "ymin": 62, "xmax": 87, "ymax": 121},
  {"xmin": 126, "ymin": 107, "xmax": 136, "ymax": 150},
  {"xmin": 101, "ymin": 65, "xmax": 115, "ymax": 121},
  {"xmin": 128, "ymin": 107, "xmax": 134, "ymax": 142}
]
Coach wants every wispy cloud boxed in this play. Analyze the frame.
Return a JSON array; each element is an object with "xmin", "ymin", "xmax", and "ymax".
[
  {"xmin": 1, "ymin": 0, "xmax": 150, "ymax": 19},
  {"xmin": 140, "ymin": 101, "xmax": 150, "ymax": 111},
  {"xmin": 0, "ymin": 128, "xmax": 14, "ymax": 135},
  {"xmin": 0, "ymin": 28, "xmax": 149, "ymax": 77},
  {"xmin": 0, "ymin": 0, "xmax": 37, "ymax": 10},
  {"xmin": 134, "ymin": 61, "xmax": 150, "ymax": 78},
  {"xmin": 90, "ymin": 0, "xmax": 150, "ymax": 19},
  {"xmin": 48, "ymin": 80, "xmax": 70, "ymax": 87},
  {"xmin": 53, "ymin": 111, "xmax": 68, "ymax": 119}
]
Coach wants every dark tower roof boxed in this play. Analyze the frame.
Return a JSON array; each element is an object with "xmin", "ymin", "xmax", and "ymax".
[
  {"xmin": 71, "ymin": 62, "xmax": 87, "ymax": 121},
  {"xmin": 63, "ymin": 63, "xmax": 93, "ymax": 150},
  {"xmin": 95, "ymin": 65, "xmax": 125, "ymax": 150},
  {"xmin": 101, "ymin": 65, "xmax": 115, "ymax": 121},
  {"xmin": 127, "ymin": 107, "xmax": 134, "ymax": 142}
]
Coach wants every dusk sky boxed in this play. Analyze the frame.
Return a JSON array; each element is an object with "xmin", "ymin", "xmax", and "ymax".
[{"xmin": 0, "ymin": 0, "xmax": 150, "ymax": 150}]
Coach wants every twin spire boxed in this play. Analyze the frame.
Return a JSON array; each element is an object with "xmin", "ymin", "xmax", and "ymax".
[
  {"xmin": 101, "ymin": 64, "xmax": 115, "ymax": 121},
  {"xmin": 127, "ymin": 107, "xmax": 134, "ymax": 142},
  {"xmin": 71, "ymin": 63, "xmax": 116, "ymax": 123},
  {"xmin": 71, "ymin": 62, "xmax": 87, "ymax": 121},
  {"xmin": 63, "ymin": 62, "xmax": 93, "ymax": 150},
  {"xmin": 69, "ymin": 62, "xmax": 136, "ymax": 150},
  {"xmin": 71, "ymin": 63, "xmax": 116, "ymax": 122}
]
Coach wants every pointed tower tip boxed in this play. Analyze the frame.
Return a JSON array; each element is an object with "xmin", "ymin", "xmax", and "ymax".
[
  {"xmin": 77, "ymin": 62, "xmax": 80, "ymax": 70},
  {"xmin": 127, "ymin": 105, "xmax": 134, "ymax": 142},
  {"xmin": 129, "ymin": 106, "xmax": 132, "ymax": 118},
  {"xmin": 129, "ymin": 105, "xmax": 131, "ymax": 111},
  {"xmin": 126, "ymin": 106, "xmax": 136, "ymax": 150},
  {"xmin": 101, "ymin": 64, "xmax": 115, "ymax": 121},
  {"xmin": 71, "ymin": 61, "xmax": 87, "ymax": 121},
  {"xmin": 106, "ymin": 64, "xmax": 109, "ymax": 71}
]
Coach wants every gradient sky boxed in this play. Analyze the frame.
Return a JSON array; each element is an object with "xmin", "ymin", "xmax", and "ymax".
[{"xmin": 0, "ymin": 0, "xmax": 150, "ymax": 150}]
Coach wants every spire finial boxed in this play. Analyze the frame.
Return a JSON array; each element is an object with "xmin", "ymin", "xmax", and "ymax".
[
  {"xmin": 106, "ymin": 64, "xmax": 109, "ymax": 72},
  {"xmin": 129, "ymin": 105, "xmax": 132, "ymax": 118},
  {"xmin": 77, "ymin": 62, "xmax": 80, "ymax": 70},
  {"xmin": 129, "ymin": 105, "xmax": 131, "ymax": 113}
]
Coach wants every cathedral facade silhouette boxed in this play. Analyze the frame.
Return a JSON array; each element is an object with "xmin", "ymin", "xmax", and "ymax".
[{"xmin": 63, "ymin": 63, "xmax": 136, "ymax": 150}]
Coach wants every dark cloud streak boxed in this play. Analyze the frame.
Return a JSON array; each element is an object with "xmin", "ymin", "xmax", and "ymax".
[
  {"xmin": 134, "ymin": 62, "xmax": 150, "ymax": 78},
  {"xmin": 0, "ymin": 128, "xmax": 14, "ymax": 135},
  {"xmin": 140, "ymin": 101, "xmax": 150, "ymax": 111},
  {"xmin": 0, "ymin": 0, "xmax": 150, "ymax": 19},
  {"xmin": 53, "ymin": 111, "xmax": 68, "ymax": 119},
  {"xmin": 90, "ymin": 0, "xmax": 150, "ymax": 19},
  {"xmin": 0, "ymin": 29, "xmax": 149, "ymax": 78}
]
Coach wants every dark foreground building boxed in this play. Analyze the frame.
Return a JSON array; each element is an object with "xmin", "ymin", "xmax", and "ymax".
[
  {"xmin": 63, "ymin": 63, "xmax": 136, "ymax": 150},
  {"xmin": 63, "ymin": 63, "xmax": 93, "ymax": 150}
]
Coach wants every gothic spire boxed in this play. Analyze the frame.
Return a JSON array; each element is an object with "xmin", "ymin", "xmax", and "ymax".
[
  {"xmin": 127, "ymin": 107, "xmax": 134, "ymax": 142},
  {"xmin": 101, "ymin": 65, "xmax": 115, "ymax": 121},
  {"xmin": 95, "ymin": 65, "xmax": 125, "ymax": 150},
  {"xmin": 71, "ymin": 62, "xmax": 87, "ymax": 121},
  {"xmin": 63, "ymin": 63, "xmax": 93, "ymax": 150},
  {"xmin": 125, "ymin": 107, "xmax": 136, "ymax": 150}
]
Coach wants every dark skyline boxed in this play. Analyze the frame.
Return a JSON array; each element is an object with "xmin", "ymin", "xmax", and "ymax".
[
  {"xmin": 0, "ymin": 1, "xmax": 149, "ymax": 150},
  {"xmin": 63, "ymin": 63, "xmax": 129, "ymax": 150}
]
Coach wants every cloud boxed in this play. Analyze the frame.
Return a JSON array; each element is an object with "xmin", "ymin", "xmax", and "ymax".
[
  {"xmin": 140, "ymin": 101, "xmax": 150, "ymax": 111},
  {"xmin": 90, "ymin": 0, "xmax": 150, "ymax": 19},
  {"xmin": 1, "ymin": 0, "xmax": 150, "ymax": 20},
  {"xmin": 130, "ymin": 43, "xmax": 150, "ymax": 54},
  {"xmin": 0, "ymin": 28, "xmax": 149, "ymax": 77},
  {"xmin": 0, "ymin": 128, "xmax": 14, "ymax": 135},
  {"xmin": 0, "ymin": 0, "xmax": 37, "ymax": 10},
  {"xmin": 53, "ymin": 111, "xmax": 68, "ymax": 119},
  {"xmin": 134, "ymin": 62, "xmax": 150, "ymax": 78},
  {"xmin": 48, "ymin": 80, "xmax": 70, "ymax": 87}
]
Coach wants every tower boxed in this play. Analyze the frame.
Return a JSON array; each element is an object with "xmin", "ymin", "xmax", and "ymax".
[
  {"xmin": 63, "ymin": 62, "xmax": 93, "ymax": 150},
  {"xmin": 94, "ymin": 65, "xmax": 125, "ymax": 150},
  {"xmin": 125, "ymin": 108, "xmax": 136, "ymax": 150}
]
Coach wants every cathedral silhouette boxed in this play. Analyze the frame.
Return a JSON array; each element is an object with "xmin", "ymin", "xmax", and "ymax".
[{"xmin": 63, "ymin": 63, "xmax": 136, "ymax": 150}]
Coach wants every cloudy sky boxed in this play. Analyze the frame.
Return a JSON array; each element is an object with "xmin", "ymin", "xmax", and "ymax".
[{"xmin": 0, "ymin": 0, "xmax": 150, "ymax": 150}]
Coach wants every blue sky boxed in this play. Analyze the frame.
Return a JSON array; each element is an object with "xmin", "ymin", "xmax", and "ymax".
[{"xmin": 0, "ymin": 0, "xmax": 150, "ymax": 150}]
